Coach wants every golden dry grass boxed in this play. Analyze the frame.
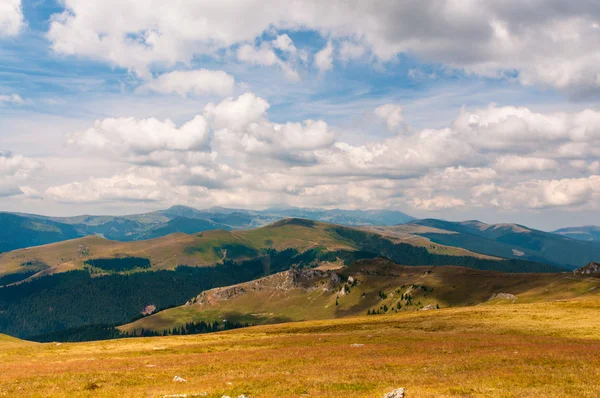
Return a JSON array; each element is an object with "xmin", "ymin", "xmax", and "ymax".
[{"xmin": 2, "ymin": 300, "xmax": 600, "ymax": 397}]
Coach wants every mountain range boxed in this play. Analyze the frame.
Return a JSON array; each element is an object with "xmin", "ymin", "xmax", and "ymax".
[
  {"xmin": 553, "ymin": 225, "xmax": 600, "ymax": 242},
  {"xmin": 369, "ymin": 219, "xmax": 600, "ymax": 269},
  {"xmin": 0, "ymin": 205, "xmax": 414, "ymax": 253},
  {"xmin": 2, "ymin": 205, "xmax": 600, "ymax": 270}
]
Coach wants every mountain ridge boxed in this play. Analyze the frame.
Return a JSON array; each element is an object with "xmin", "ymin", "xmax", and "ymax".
[{"xmin": 0, "ymin": 205, "xmax": 415, "ymax": 253}]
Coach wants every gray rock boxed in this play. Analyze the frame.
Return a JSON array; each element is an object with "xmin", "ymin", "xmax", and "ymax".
[
  {"xmin": 574, "ymin": 262, "xmax": 600, "ymax": 275},
  {"xmin": 382, "ymin": 387, "xmax": 405, "ymax": 398},
  {"xmin": 488, "ymin": 293, "xmax": 517, "ymax": 301}
]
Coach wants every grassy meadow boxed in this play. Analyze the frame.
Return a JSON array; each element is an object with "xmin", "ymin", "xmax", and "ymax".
[{"xmin": 2, "ymin": 299, "xmax": 600, "ymax": 397}]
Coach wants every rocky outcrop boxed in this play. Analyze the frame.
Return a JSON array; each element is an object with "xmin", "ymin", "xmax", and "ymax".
[
  {"xmin": 574, "ymin": 262, "xmax": 600, "ymax": 275},
  {"xmin": 186, "ymin": 268, "xmax": 341, "ymax": 306},
  {"xmin": 382, "ymin": 388, "xmax": 405, "ymax": 398},
  {"xmin": 141, "ymin": 304, "xmax": 156, "ymax": 316},
  {"xmin": 488, "ymin": 293, "xmax": 517, "ymax": 301}
]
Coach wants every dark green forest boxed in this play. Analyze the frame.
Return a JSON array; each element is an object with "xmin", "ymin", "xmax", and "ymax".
[
  {"xmin": 0, "ymin": 271, "xmax": 36, "ymax": 286},
  {"xmin": 0, "ymin": 248, "xmax": 336, "ymax": 339},
  {"xmin": 29, "ymin": 320, "xmax": 250, "ymax": 342},
  {"xmin": 84, "ymin": 256, "xmax": 151, "ymax": 272},
  {"xmin": 0, "ymin": 262, "xmax": 266, "ymax": 338},
  {"xmin": 329, "ymin": 227, "xmax": 565, "ymax": 273}
]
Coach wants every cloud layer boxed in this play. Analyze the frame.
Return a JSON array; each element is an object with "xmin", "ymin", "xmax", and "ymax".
[
  {"xmin": 41, "ymin": 93, "xmax": 600, "ymax": 214},
  {"xmin": 45, "ymin": 0, "xmax": 600, "ymax": 95}
]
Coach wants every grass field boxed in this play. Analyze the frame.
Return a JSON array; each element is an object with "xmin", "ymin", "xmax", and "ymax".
[{"xmin": 2, "ymin": 300, "xmax": 600, "ymax": 397}]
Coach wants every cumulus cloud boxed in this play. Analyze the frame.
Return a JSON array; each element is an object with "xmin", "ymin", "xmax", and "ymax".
[
  {"xmin": 43, "ymin": 0, "xmax": 600, "ymax": 94},
  {"xmin": 0, "ymin": 151, "xmax": 43, "ymax": 197},
  {"xmin": 411, "ymin": 195, "xmax": 466, "ymax": 211},
  {"xmin": 493, "ymin": 155, "xmax": 559, "ymax": 173},
  {"xmin": 204, "ymin": 92, "xmax": 270, "ymax": 130},
  {"xmin": 0, "ymin": 0, "xmax": 23, "ymax": 37},
  {"xmin": 453, "ymin": 105, "xmax": 600, "ymax": 155},
  {"xmin": 207, "ymin": 93, "xmax": 335, "ymax": 164},
  {"xmin": 314, "ymin": 41, "xmax": 334, "ymax": 73},
  {"xmin": 236, "ymin": 43, "xmax": 299, "ymax": 80},
  {"xmin": 39, "ymin": 96, "xmax": 600, "ymax": 212},
  {"xmin": 374, "ymin": 104, "xmax": 404, "ymax": 132},
  {"xmin": 318, "ymin": 127, "xmax": 478, "ymax": 179},
  {"xmin": 272, "ymin": 34, "xmax": 297, "ymax": 54},
  {"xmin": 67, "ymin": 115, "xmax": 211, "ymax": 162},
  {"xmin": 137, "ymin": 69, "xmax": 235, "ymax": 96},
  {"xmin": 46, "ymin": 173, "xmax": 165, "ymax": 203},
  {"xmin": 472, "ymin": 176, "xmax": 600, "ymax": 210}
]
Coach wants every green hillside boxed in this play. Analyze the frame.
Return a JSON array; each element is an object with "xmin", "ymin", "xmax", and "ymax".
[
  {"xmin": 0, "ymin": 213, "xmax": 83, "ymax": 254},
  {"xmin": 122, "ymin": 258, "xmax": 598, "ymax": 334},
  {"xmin": 380, "ymin": 219, "xmax": 600, "ymax": 269}
]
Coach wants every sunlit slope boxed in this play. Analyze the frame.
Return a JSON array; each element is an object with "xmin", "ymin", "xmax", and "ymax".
[
  {"xmin": 0, "ymin": 219, "xmax": 355, "ymax": 280},
  {"xmin": 122, "ymin": 258, "xmax": 600, "ymax": 334},
  {"xmin": 1, "ymin": 218, "xmax": 523, "ymax": 283},
  {"xmin": 0, "ymin": 334, "xmax": 30, "ymax": 348},
  {"xmin": 3, "ymin": 301, "xmax": 600, "ymax": 397}
]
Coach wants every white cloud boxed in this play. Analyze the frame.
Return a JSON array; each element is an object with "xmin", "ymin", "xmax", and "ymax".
[
  {"xmin": 374, "ymin": 104, "xmax": 404, "ymax": 132},
  {"xmin": 272, "ymin": 34, "xmax": 296, "ymax": 54},
  {"xmin": 207, "ymin": 93, "xmax": 335, "ymax": 164},
  {"xmin": 46, "ymin": 172, "xmax": 164, "ymax": 203},
  {"xmin": 472, "ymin": 176, "xmax": 600, "ymax": 210},
  {"xmin": 419, "ymin": 167, "xmax": 498, "ymax": 191},
  {"xmin": 319, "ymin": 127, "xmax": 478, "ymax": 179},
  {"xmin": 137, "ymin": 69, "xmax": 235, "ymax": 96},
  {"xmin": 236, "ymin": 43, "xmax": 299, "ymax": 80},
  {"xmin": 412, "ymin": 195, "xmax": 466, "ymax": 211},
  {"xmin": 314, "ymin": 41, "xmax": 333, "ymax": 73},
  {"xmin": 204, "ymin": 92, "xmax": 270, "ymax": 131},
  {"xmin": 67, "ymin": 115, "xmax": 211, "ymax": 161},
  {"xmin": 0, "ymin": 0, "xmax": 23, "ymax": 37},
  {"xmin": 494, "ymin": 156, "xmax": 559, "ymax": 173},
  {"xmin": 0, "ymin": 93, "xmax": 26, "ymax": 105},
  {"xmin": 44, "ymin": 1, "xmax": 600, "ymax": 94},
  {"xmin": 26, "ymin": 95, "xmax": 600, "ymax": 214},
  {"xmin": 452, "ymin": 105, "xmax": 600, "ymax": 155},
  {"xmin": 0, "ymin": 151, "xmax": 43, "ymax": 197},
  {"xmin": 338, "ymin": 40, "xmax": 366, "ymax": 62}
]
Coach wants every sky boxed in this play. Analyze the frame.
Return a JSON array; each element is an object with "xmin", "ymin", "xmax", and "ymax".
[{"xmin": 1, "ymin": 0, "xmax": 600, "ymax": 231}]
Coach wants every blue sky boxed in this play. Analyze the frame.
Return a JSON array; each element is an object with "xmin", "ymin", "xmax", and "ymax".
[{"xmin": 1, "ymin": 0, "xmax": 600, "ymax": 230}]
